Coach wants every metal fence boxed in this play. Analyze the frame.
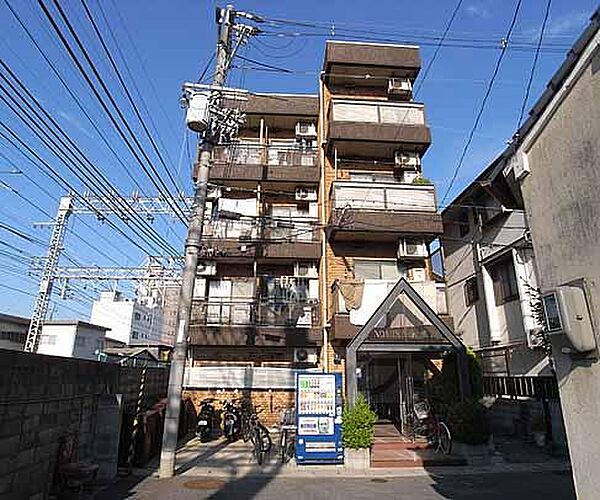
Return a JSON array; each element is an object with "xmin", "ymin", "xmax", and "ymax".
[{"xmin": 482, "ymin": 375, "xmax": 559, "ymax": 400}]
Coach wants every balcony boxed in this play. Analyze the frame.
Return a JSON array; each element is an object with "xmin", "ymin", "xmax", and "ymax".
[
  {"xmin": 207, "ymin": 144, "xmax": 319, "ymax": 185},
  {"xmin": 202, "ymin": 218, "xmax": 321, "ymax": 260},
  {"xmin": 328, "ymin": 181, "xmax": 443, "ymax": 241},
  {"xmin": 188, "ymin": 297, "xmax": 322, "ymax": 347},
  {"xmin": 326, "ymin": 100, "xmax": 431, "ymax": 158},
  {"xmin": 330, "ymin": 279, "xmax": 453, "ymax": 341}
]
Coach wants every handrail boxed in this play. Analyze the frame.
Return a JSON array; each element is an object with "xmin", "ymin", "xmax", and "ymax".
[{"xmin": 482, "ymin": 375, "xmax": 559, "ymax": 400}]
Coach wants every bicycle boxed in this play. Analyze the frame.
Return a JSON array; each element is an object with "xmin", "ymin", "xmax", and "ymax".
[
  {"xmin": 278, "ymin": 407, "xmax": 296, "ymax": 464},
  {"xmin": 411, "ymin": 399, "xmax": 452, "ymax": 455},
  {"xmin": 240, "ymin": 405, "xmax": 272, "ymax": 465}
]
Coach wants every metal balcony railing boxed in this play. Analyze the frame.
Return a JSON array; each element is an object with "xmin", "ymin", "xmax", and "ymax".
[
  {"xmin": 482, "ymin": 376, "xmax": 559, "ymax": 400},
  {"xmin": 330, "ymin": 181, "xmax": 437, "ymax": 213},
  {"xmin": 204, "ymin": 218, "xmax": 319, "ymax": 242},
  {"xmin": 213, "ymin": 144, "xmax": 317, "ymax": 167},
  {"xmin": 190, "ymin": 299, "xmax": 320, "ymax": 328}
]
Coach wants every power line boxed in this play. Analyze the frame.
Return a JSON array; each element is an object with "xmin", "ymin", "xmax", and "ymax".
[
  {"xmin": 440, "ymin": 0, "xmax": 524, "ymax": 205},
  {"xmin": 515, "ymin": 0, "xmax": 552, "ymax": 131},
  {"xmin": 37, "ymin": 0, "xmax": 188, "ymax": 224}
]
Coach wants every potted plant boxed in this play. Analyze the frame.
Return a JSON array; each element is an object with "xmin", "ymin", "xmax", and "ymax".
[{"xmin": 342, "ymin": 394, "xmax": 377, "ymax": 469}]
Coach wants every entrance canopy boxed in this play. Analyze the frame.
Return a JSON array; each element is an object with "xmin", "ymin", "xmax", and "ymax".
[{"xmin": 346, "ymin": 277, "xmax": 470, "ymax": 405}]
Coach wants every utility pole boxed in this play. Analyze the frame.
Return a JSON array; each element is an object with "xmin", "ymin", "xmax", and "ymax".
[
  {"xmin": 159, "ymin": 4, "xmax": 259, "ymax": 478},
  {"xmin": 24, "ymin": 195, "xmax": 72, "ymax": 352}
]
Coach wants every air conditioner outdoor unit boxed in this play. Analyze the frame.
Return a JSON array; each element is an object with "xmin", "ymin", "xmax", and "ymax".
[
  {"xmin": 398, "ymin": 239, "xmax": 427, "ymax": 259},
  {"xmin": 295, "ymin": 187, "xmax": 318, "ymax": 201},
  {"xmin": 394, "ymin": 151, "xmax": 421, "ymax": 170},
  {"xmin": 407, "ymin": 267, "xmax": 427, "ymax": 282},
  {"xmin": 387, "ymin": 78, "xmax": 412, "ymax": 97},
  {"xmin": 295, "ymin": 262, "xmax": 319, "ymax": 278},
  {"xmin": 526, "ymin": 327, "xmax": 545, "ymax": 349},
  {"xmin": 197, "ymin": 261, "xmax": 217, "ymax": 276},
  {"xmin": 294, "ymin": 347, "xmax": 318, "ymax": 364},
  {"xmin": 510, "ymin": 151, "xmax": 531, "ymax": 181},
  {"xmin": 295, "ymin": 122, "xmax": 317, "ymax": 139}
]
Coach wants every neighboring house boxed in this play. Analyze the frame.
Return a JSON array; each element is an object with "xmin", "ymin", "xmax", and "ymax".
[
  {"xmin": 501, "ymin": 10, "xmax": 600, "ymax": 499},
  {"xmin": 103, "ymin": 346, "xmax": 163, "ymax": 368},
  {"xmin": 442, "ymin": 8, "xmax": 598, "ymax": 499},
  {"xmin": 0, "ymin": 313, "xmax": 29, "ymax": 350},
  {"xmin": 36, "ymin": 320, "xmax": 109, "ymax": 361},
  {"xmin": 442, "ymin": 161, "xmax": 549, "ymax": 376},
  {"xmin": 90, "ymin": 290, "xmax": 168, "ymax": 347}
]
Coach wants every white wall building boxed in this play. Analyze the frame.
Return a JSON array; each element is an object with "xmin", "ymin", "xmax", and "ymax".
[
  {"xmin": 36, "ymin": 321, "xmax": 109, "ymax": 361},
  {"xmin": 90, "ymin": 290, "xmax": 170, "ymax": 346}
]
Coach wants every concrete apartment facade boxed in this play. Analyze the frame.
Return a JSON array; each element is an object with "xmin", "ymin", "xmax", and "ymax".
[
  {"xmin": 90, "ymin": 290, "xmax": 169, "ymax": 347},
  {"xmin": 36, "ymin": 320, "xmax": 109, "ymax": 361},
  {"xmin": 183, "ymin": 40, "xmax": 461, "ymax": 427}
]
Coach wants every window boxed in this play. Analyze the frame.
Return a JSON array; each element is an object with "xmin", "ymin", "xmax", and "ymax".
[
  {"xmin": 489, "ymin": 257, "xmax": 519, "ymax": 305},
  {"xmin": 39, "ymin": 335, "xmax": 56, "ymax": 345},
  {"xmin": 464, "ymin": 276, "xmax": 479, "ymax": 306},
  {"xmin": 134, "ymin": 312, "xmax": 141, "ymax": 321},
  {"xmin": 132, "ymin": 331, "xmax": 139, "ymax": 339},
  {"xmin": 354, "ymin": 260, "xmax": 404, "ymax": 280}
]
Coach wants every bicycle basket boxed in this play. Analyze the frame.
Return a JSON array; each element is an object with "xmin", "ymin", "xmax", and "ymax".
[{"xmin": 413, "ymin": 400, "xmax": 430, "ymax": 420}]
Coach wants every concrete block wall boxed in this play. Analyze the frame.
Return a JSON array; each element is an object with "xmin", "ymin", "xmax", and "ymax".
[{"xmin": 0, "ymin": 349, "xmax": 168, "ymax": 499}]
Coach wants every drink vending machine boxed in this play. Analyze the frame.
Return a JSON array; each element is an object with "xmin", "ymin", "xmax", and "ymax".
[{"xmin": 295, "ymin": 373, "xmax": 344, "ymax": 464}]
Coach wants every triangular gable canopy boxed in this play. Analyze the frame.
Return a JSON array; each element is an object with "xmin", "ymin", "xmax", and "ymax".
[
  {"xmin": 348, "ymin": 277, "xmax": 464, "ymax": 353},
  {"xmin": 345, "ymin": 277, "xmax": 470, "ymax": 404}
]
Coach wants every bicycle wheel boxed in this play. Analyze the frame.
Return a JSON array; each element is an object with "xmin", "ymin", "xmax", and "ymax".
[
  {"xmin": 280, "ymin": 429, "xmax": 288, "ymax": 464},
  {"xmin": 437, "ymin": 421, "xmax": 452, "ymax": 455},
  {"xmin": 259, "ymin": 424, "xmax": 272, "ymax": 453},
  {"xmin": 253, "ymin": 428, "xmax": 264, "ymax": 465}
]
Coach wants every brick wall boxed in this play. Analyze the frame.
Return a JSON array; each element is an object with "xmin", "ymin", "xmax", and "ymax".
[
  {"xmin": 0, "ymin": 349, "xmax": 168, "ymax": 499},
  {"xmin": 184, "ymin": 388, "xmax": 295, "ymax": 428}
]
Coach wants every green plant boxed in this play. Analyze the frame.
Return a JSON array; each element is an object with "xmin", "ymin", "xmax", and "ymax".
[
  {"xmin": 446, "ymin": 399, "xmax": 490, "ymax": 445},
  {"xmin": 431, "ymin": 347, "xmax": 483, "ymax": 407},
  {"xmin": 342, "ymin": 394, "xmax": 378, "ymax": 449},
  {"xmin": 412, "ymin": 176, "xmax": 433, "ymax": 185}
]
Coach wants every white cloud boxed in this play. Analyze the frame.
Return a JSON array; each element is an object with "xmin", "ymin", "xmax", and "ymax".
[{"xmin": 465, "ymin": 4, "xmax": 490, "ymax": 19}]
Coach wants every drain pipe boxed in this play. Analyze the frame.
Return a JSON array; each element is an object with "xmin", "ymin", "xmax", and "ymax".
[{"xmin": 319, "ymin": 73, "xmax": 329, "ymax": 372}]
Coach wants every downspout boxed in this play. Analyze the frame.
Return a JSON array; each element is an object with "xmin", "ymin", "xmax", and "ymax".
[{"xmin": 319, "ymin": 73, "xmax": 329, "ymax": 372}]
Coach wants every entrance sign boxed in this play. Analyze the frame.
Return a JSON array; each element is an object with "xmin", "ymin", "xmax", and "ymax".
[{"xmin": 295, "ymin": 373, "xmax": 344, "ymax": 464}]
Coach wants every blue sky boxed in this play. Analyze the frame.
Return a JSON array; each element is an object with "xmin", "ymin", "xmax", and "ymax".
[{"xmin": 0, "ymin": 0, "xmax": 596, "ymax": 319}]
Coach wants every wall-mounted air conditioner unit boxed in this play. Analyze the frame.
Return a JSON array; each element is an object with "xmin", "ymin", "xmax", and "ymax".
[
  {"xmin": 294, "ymin": 262, "xmax": 319, "ymax": 279},
  {"xmin": 526, "ymin": 327, "xmax": 545, "ymax": 349},
  {"xmin": 197, "ymin": 261, "xmax": 217, "ymax": 276},
  {"xmin": 294, "ymin": 347, "xmax": 318, "ymax": 364},
  {"xmin": 397, "ymin": 239, "xmax": 427, "ymax": 259},
  {"xmin": 509, "ymin": 151, "xmax": 530, "ymax": 181},
  {"xmin": 387, "ymin": 78, "xmax": 412, "ymax": 97},
  {"xmin": 295, "ymin": 122, "xmax": 317, "ymax": 139},
  {"xmin": 407, "ymin": 267, "xmax": 427, "ymax": 282},
  {"xmin": 295, "ymin": 187, "xmax": 318, "ymax": 201},
  {"xmin": 394, "ymin": 151, "xmax": 421, "ymax": 170}
]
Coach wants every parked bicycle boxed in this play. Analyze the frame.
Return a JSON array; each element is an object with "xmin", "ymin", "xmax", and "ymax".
[
  {"xmin": 278, "ymin": 407, "xmax": 296, "ymax": 464},
  {"xmin": 411, "ymin": 399, "xmax": 452, "ymax": 455},
  {"xmin": 240, "ymin": 405, "xmax": 272, "ymax": 465}
]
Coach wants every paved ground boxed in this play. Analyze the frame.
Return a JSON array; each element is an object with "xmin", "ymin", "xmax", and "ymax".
[{"xmin": 95, "ymin": 470, "xmax": 575, "ymax": 499}]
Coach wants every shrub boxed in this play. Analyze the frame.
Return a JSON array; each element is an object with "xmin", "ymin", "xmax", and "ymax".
[
  {"xmin": 342, "ymin": 394, "xmax": 378, "ymax": 449},
  {"xmin": 446, "ymin": 399, "xmax": 490, "ymax": 445},
  {"xmin": 431, "ymin": 347, "xmax": 483, "ymax": 407},
  {"xmin": 412, "ymin": 176, "xmax": 433, "ymax": 185}
]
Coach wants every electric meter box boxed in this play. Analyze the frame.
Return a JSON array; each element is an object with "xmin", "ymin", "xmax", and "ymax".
[{"xmin": 295, "ymin": 373, "xmax": 344, "ymax": 465}]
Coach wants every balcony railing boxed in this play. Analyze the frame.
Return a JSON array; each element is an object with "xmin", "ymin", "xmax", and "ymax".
[
  {"xmin": 330, "ymin": 100, "xmax": 426, "ymax": 126},
  {"xmin": 482, "ymin": 376, "xmax": 559, "ymax": 400},
  {"xmin": 331, "ymin": 181, "xmax": 437, "ymax": 213},
  {"xmin": 190, "ymin": 299, "xmax": 320, "ymax": 328},
  {"xmin": 213, "ymin": 144, "xmax": 317, "ymax": 167},
  {"xmin": 204, "ymin": 218, "xmax": 319, "ymax": 242}
]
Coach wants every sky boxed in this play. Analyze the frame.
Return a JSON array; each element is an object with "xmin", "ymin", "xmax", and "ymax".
[{"xmin": 0, "ymin": 0, "xmax": 597, "ymax": 319}]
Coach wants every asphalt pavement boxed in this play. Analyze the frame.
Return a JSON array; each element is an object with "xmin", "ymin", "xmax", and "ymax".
[{"xmin": 95, "ymin": 469, "xmax": 575, "ymax": 500}]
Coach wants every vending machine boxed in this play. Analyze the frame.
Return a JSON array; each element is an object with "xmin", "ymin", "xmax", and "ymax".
[{"xmin": 295, "ymin": 372, "xmax": 344, "ymax": 465}]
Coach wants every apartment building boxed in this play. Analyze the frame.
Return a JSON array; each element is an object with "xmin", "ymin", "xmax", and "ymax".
[
  {"xmin": 90, "ymin": 290, "xmax": 168, "ymax": 347},
  {"xmin": 441, "ymin": 160, "xmax": 549, "ymax": 376},
  {"xmin": 0, "ymin": 313, "xmax": 29, "ymax": 350},
  {"xmin": 183, "ymin": 41, "xmax": 469, "ymax": 427},
  {"xmin": 36, "ymin": 320, "xmax": 108, "ymax": 361}
]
